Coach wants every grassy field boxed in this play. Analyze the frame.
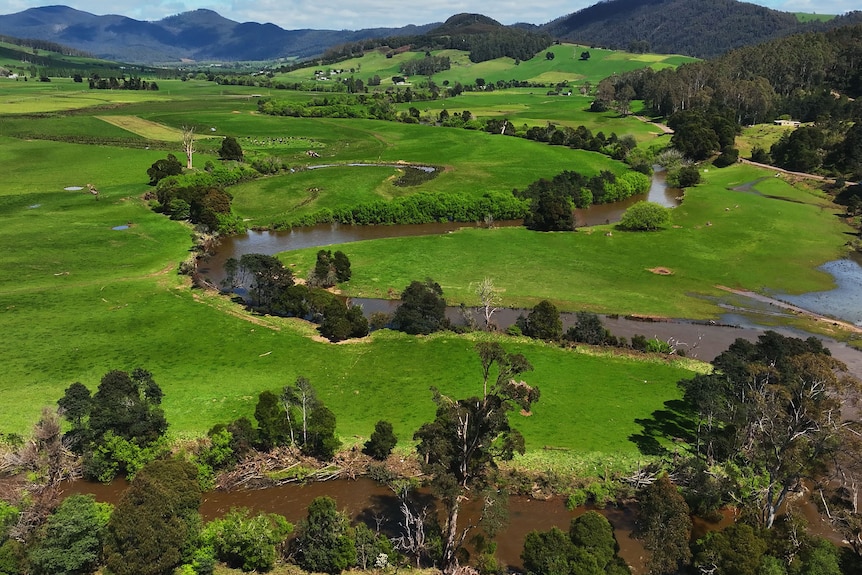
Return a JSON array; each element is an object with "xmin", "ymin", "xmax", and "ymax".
[
  {"xmin": 284, "ymin": 163, "xmax": 850, "ymax": 320},
  {"xmin": 277, "ymin": 43, "xmax": 697, "ymax": 89},
  {"xmin": 0, "ymin": 78, "xmax": 698, "ymax": 468},
  {"xmin": 736, "ymin": 123, "xmax": 798, "ymax": 158},
  {"xmin": 0, "ymin": 52, "xmax": 853, "ymax": 472}
]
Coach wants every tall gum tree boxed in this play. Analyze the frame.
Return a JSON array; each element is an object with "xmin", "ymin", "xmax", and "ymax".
[{"xmin": 414, "ymin": 342, "xmax": 539, "ymax": 573}]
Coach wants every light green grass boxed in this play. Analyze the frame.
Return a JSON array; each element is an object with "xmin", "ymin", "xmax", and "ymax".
[
  {"xmin": 276, "ymin": 43, "xmax": 697, "ymax": 90},
  {"xmin": 795, "ymin": 12, "xmax": 835, "ymax": 22},
  {"xmin": 736, "ymin": 123, "xmax": 797, "ymax": 158},
  {"xmin": 0, "ymin": 71, "xmax": 849, "ymax": 473},
  {"xmin": 284, "ymin": 163, "xmax": 850, "ymax": 319}
]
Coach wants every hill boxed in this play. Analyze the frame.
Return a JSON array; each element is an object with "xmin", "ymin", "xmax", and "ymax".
[
  {"xmin": 0, "ymin": 5, "xmax": 438, "ymax": 64},
  {"xmin": 544, "ymin": 0, "xmax": 862, "ymax": 58}
]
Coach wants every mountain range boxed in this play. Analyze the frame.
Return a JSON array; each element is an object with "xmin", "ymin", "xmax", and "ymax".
[{"xmin": 1, "ymin": 1, "xmax": 860, "ymax": 64}]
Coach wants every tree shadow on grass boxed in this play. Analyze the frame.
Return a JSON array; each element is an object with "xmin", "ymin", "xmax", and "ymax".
[{"xmin": 629, "ymin": 399, "xmax": 696, "ymax": 456}]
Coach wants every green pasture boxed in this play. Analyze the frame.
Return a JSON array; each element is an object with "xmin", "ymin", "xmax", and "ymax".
[
  {"xmin": 0, "ymin": 73, "xmax": 852, "ymax": 473},
  {"xmin": 736, "ymin": 123, "xmax": 797, "ymax": 158},
  {"xmin": 0, "ymin": 78, "xmax": 271, "ymax": 114},
  {"xmin": 228, "ymin": 120, "xmax": 631, "ymax": 225},
  {"xmin": 284, "ymin": 163, "xmax": 849, "ymax": 319},
  {"xmin": 277, "ymin": 43, "xmax": 697, "ymax": 89},
  {"xmin": 397, "ymin": 90, "xmax": 663, "ymax": 140},
  {"xmin": 795, "ymin": 12, "xmax": 836, "ymax": 22},
  {"xmin": 0, "ymin": 91, "xmax": 694, "ymax": 462}
]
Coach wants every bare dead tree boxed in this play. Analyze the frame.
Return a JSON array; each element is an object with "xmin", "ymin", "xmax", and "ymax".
[
  {"xmin": 474, "ymin": 277, "xmax": 502, "ymax": 331},
  {"xmin": 391, "ymin": 481, "xmax": 431, "ymax": 567},
  {"xmin": 181, "ymin": 125, "xmax": 195, "ymax": 169}
]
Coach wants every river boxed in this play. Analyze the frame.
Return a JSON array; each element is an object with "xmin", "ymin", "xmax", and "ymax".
[
  {"xmin": 61, "ymin": 475, "xmax": 660, "ymax": 572},
  {"xmin": 108, "ymin": 170, "xmax": 856, "ymax": 568}
]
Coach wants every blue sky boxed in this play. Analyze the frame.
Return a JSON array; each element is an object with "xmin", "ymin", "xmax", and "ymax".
[{"xmin": 3, "ymin": 0, "xmax": 858, "ymax": 30}]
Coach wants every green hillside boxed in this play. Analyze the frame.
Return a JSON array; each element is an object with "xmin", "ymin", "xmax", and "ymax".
[{"xmin": 276, "ymin": 43, "xmax": 697, "ymax": 89}]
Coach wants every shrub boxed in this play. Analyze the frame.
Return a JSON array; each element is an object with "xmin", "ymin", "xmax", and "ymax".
[
  {"xmin": 202, "ymin": 508, "xmax": 292, "ymax": 572},
  {"xmin": 618, "ymin": 201, "xmax": 670, "ymax": 231},
  {"xmin": 363, "ymin": 421, "xmax": 397, "ymax": 460}
]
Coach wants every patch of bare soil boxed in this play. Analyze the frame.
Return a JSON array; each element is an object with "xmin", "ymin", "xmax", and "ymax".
[{"xmin": 648, "ymin": 267, "xmax": 674, "ymax": 275}]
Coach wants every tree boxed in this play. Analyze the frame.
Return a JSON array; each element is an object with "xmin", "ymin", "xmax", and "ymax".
[
  {"xmin": 308, "ymin": 249, "xmax": 351, "ymax": 288},
  {"xmin": 181, "ymin": 125, "xmax": 196, "ymax": 169},
  {"xmin": 223, "ymin": 253, "xmax": 294, "ymax": 312},
  {"xmin": 475, "ymin": 277, "xmax": 502, "ymax": 330},
  {"xmin": 678, "ymin": 331, "xmax": 861, "ymax": 529},
  {"xmin": 523, "ymin": 179, "xmax": 574, "ymax": 232},
  {"xmin": 147, "ymin": 153, "xmax": 183, "ymax": 185},
  {"xmin": 218, "ymin": 136, "xmax": 243, "ymax": 161},
  {"xmin": 309, "ymin": 250, "xmax": 337, "ymax": 288},
  {"xmin": 521, "ymin": 512, "xmax": 630, "ymax": 575},
  {"xmin": 580, "ymin": 51, "xmax": 591, "ymax": 60},
  {"xmin": 254, "ymin": 390, "xmax": 290, "ymax": 451},
  {"xmin": 566, "ymin": 311, "xmax": 612, "ymax": 345},
  {"xmin": 635, "ymin": 475, "xmax": 692, "ymax": 575},
  {"xmin": 523, "ymin": 300, "xmax": 562, "ymax": 341},
  {"xmin": 88, "ymin": 368, "xmax": 166, "ymax": 447},
  {"xmin": 391, "ymin": 279, "xmax": 448, "ymax": 335},
  {"xmin": 58, "ymin": 382, "xmax": 92, "ymax": 427},
  {"xmin": 692, "ymin": 523, "xmax": 766, "ymax": 575},
  {"xmin": 202, "ymin": 507, "xmax": 292, "ymax": 572},
  {"xmin": 545, "ymin": 51, "xmax": 555, "ymax": 60},
  {"xmin": 27, "ymin": 494, "xmax": 112, "ymax": 575},
  {"xmin": 676, "ymin": 165, "xmax": 701, "ymax": 187},
  {"xmin": 363, "ymin": 420, "xmax": 398, "ymax": 460},
  {"xmin": 618, "ymin": 201, "xmax": 671, "ymax": 231},
  {"xmin": 333, "ymin": 250, "xmax": 351, "ymax": 282},
  {"xmin": 293, "ymin": 497, "xmax": 356, "ymax": 574},
  {"xmin": 104, "ymin": 458, "xmax": 202, "ymax": 575},
  {"xmin": 414, "ymin": 343, "xmax": 538, "ymax": 573}
]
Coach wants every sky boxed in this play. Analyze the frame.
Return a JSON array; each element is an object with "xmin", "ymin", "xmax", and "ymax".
[{"xmin": 2, "ymin": 0, "xmax": 859, "ymax": 30}]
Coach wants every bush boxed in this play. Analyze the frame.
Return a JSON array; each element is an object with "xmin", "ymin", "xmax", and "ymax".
[
  {"xmin": 293, "ymin": 497, "xmax": 355, "ymax": 574},
  {"xmin": 202, "ymin": 508, "xmax": 292, "ymax": 572},
  {"xmin": 363, "ymin": 421, "xmax": 397, "ymax": 460},
  {"xmin": 677, "ymin": 165, "xmax": 701, "ymax": 188},
  {"xmin": 618, "ymin": 201, "xmax": 671, "ymax": 231},
  {"xmin": 522, "ymin": 300, "xmax": 562, "ymax": 340},
  {"xmin": 713, "ymin": 146, "xmax": 739, "ymax": 168}
]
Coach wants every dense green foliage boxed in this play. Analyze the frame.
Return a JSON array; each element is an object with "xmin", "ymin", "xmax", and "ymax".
[
  {"xmin": 363, "ymin": 420, "xmax": 398, "ymax": 460},
  {"xmin": 518, "ymin": 169, "xmax": 651, "ymax": 231},
  {"xmin": 218, "ymin": 136, "xmax": 244, "ymax": 161},
  {"xmin": 58, "ymin": 369, "xmax": 169, "ymax": 482},
  {"xmin": 391, "ymin": 279, "xmax": 448, "ymax": 335},
  {"xmin": 677, "ymin": 332, "xmax": 858, "ymax": 529},
  {"xmin": 522, "ymin": 300, "xmax": 563, "ymax": 341},
  {"xmin": 292, "ymin": 497, "xmax": 356, "ymax": 574},
  {"xmin": 202, "ymin": 508, "xmax": 292, "ymax": 572},
  {"xmin": 546, "ymin": 0, "xmax": 862, "ymax": 58},
  {"xmin": 104, "ymin": 458, "xmax": 202, "ymax": 575},
  {"xmin": 27, "ymin": 495, "xmax": 111, "ymax": 575},
  {"xmin": 522, "ymin": 511, "xmax": 630, "ymax": 575},
  {"xmin": 635, "ymin": 475, "xmax": 692, "ymax": 574},
  {"xmin": 617, "ymin": 201, "xmax": 671, "ymax": 231},
  {"xmin": 223, "ymin": 253, "xmax": 365, "ymax": 342}
]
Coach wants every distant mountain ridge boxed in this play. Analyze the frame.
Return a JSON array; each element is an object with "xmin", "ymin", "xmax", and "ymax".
[
  {"xmin": 2, "ymin": 2, "xmax": 862, "ymax": 65},
  {"xmin": 543, "ymin": 0, "xmax": 862, "ymax": 58},
  {"xmin": 0, "ymin": 5, "xmax": 438, "ymax": 63}
]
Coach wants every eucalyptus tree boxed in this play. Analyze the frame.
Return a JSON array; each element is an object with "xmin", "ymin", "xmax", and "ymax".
[{"xmin": 414, "ymin": 342, "xmax": 539, "ymax": 573}]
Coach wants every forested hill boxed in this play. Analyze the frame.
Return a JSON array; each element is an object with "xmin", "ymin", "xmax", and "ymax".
[
  {"xmin": 319, "ymin": 13, "xmax": 554, "ymax": 66},
  {"xmin": 544, "ymin": 0, "xmax": 862, "ymax": 58},
  {"xmin": 0, "ymin": 5, "xmax": 438, "ymax": 63}
]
